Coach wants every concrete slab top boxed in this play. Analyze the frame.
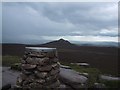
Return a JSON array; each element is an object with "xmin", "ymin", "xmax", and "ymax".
[{"xmin": 25, "ymin": 47, "xmax": 56, "ymax": 52}]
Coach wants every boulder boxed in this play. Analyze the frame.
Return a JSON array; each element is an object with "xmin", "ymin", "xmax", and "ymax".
[
  {"xmin": 59, "ymin": 68, "xmax": 88, "ymax": 89},
  {"xmin": 19, "ymin": 73, "xmax": 27, "ymax": 81},
  {"xmin": 35, "ymin": 79, "xmax": 45, "ymax": 84},
  {"xmin": 52, "ymin": 63, "xmax": 60, "ymax": 69},
  {"xmin": 34, "ymin": 71, "xmax": 48, "ymax": 79},
  {"xmin": 78, "ymin": 72, "xmax": 89, "ymax": 77},
  {"xmin": 21, "ymin": 75, "xmax": 35, "ymax": 86},
  {"xmin": 50, "ymin": 68, "xmax": 60, "ymax": 76},
  {"xmin": 100, "ymin": 75, "xmax": 120, "ymax": 81},
  {"xmin": 60, "ymin": 65, "xmax": 71, "ymax": 69},
  {"xmin": 29, "ymin": 53, "xmax": 46, "ymax": 58},
  {"xmin": 16, "ymin": 75, "xmax": 23, "ymax": 86},
  {"xmin": 93, "ymin": 83, "xmax": 106, "ymax": 88},
  {"xmin": 21, "ymin": 59, "xmax": 26, "ymax": 64},
  {"xmin": 22, "ymin": 55, "xmax": 28, "ymax": 60},
  {"xmin": 58, "ymin": 84, "xmax": 73, "ymax": 90},
  {"xmin": 71, "ymin": 63, "xmax": 90, "ymax": 68},
  {"xmin": 21, "ymin": 64, "xmax": 36, "ymax": 70},
  {"xmin": 51, "ymin": 58, "xmax": 59, "ymax": 63},
  {"xmin": 26, "ymin": 57, "xmax": 37, "ymax": 65},
  {"xmin": 37, "ymin": 57, "xmax": 50, "ymax": 66},
  {"xmin": 45, "ymin": 74, "xmax": 58, "ymax": 83},
  {"xmin": 22, "ymin": 70, "xmax": 33, "ymax": 75},
  {"xmin": 37, "ymin": 65, "xmax": 52, "ymax": 72},
  {"xmin": 28, "ymin": 82, "xmax": 43, "ymax": 88},
  {"xmin": 26, "ymin": 57, "xmax": 50, "ymax": 65},
  {"xmin": 44, "ymin": 80, "xmax": 60, "ymax": 88}
]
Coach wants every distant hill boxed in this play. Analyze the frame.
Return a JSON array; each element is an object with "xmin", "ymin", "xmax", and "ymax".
[
  {"xmin": 41, "ymin": 38, "xmax": 77, "ymax": 48},
  {"xmin": 27, "ymin": 38, "xmax": 77, "ymax": 49},
  {"xmin": 43, "ymin": 38, "xmax": 72, "ymax": 45}
]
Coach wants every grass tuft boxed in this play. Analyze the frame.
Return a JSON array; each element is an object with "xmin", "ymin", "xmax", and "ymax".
[{"xmin": 2, "ymin": 55, "xmax": 20, "ymax": 66}]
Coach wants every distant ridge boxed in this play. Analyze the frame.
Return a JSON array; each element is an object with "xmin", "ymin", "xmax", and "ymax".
[{"xmin": 41, "ymin": 38, "xmax": 76, "ymax": 48}]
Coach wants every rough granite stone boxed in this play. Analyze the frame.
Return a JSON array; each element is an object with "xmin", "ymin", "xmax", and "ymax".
[
  {"xmin": 37, "ymin": 65, "xmax": 52, "ymax": 72},
  {"xmin": 21, "ymin": 64, "xmax": 36, "ymax": 70},
  {"xmin": 16, "ymin": 47, "xmax": 60, "ymax": 89}
]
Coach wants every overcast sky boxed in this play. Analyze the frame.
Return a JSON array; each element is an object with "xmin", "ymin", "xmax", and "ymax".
[{"xmin": 2, "ymin": 2, "xmax": 118, "ymax": 44}]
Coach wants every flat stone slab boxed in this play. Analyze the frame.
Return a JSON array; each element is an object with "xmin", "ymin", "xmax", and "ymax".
[
  {"xmin": 37, "ymin": 65, "xmax": 52, "ymax": 72},
  {"xmin": 2, "ymin": 67, "xmax": 20, "ymax": 88},
  {"xmin": 100, "ymin": 75, "xmax": 120, "ymax": 81},
  {"xmin": 25, "ymin": 47, "xmax": 56, "ymax": 52},
  {"xmin": 71, "ymin": 63, "xmax": 90, "ymax": 66},
  {"xmin": 21, "ymin": 64, "xmax": 36, "ymax": 70},
  {"xmin": 60, "ymin": 65, "xmax": 71, "ymax": 69},
  {"xmin": 59, "ymin": 68, "xmax": 88, "ymax": 84}
]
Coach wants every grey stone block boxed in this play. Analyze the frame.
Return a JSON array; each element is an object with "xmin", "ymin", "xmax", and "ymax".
[
  {"xmin": 37, "ymin": 65, "xmax": 52, "ymax": 72},
  {"xmin": 21, "ymin": 64, "xmax": 36, "ymax": 70}
]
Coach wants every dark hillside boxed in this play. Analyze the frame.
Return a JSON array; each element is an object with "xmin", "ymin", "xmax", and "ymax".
[
  {"xmin": 2, "ymin": 44, "xmax": 25, "ymax": 56},
  {"xmin": 2, "ymin": 39, "xmax": 119, "ymax": 75}
]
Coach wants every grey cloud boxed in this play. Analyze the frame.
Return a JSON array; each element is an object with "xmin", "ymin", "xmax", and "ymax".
[
  {"xmin": 2, "ymin": 2, "xmax": 118, "ymax": 44},
  {"xmin": 40, "ymin": 3, "xmax": 117, "ymax": 25},
  {"xmin": 33, "ymin": 2, "xmax": 117, "ymax": 36}
]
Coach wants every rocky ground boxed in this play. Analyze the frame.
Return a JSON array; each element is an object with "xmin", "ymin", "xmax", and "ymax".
[
  {"xmin": 2, "ymin": 67, "xmax": 19, "ymax": 88},
  {"xmin": 2, "ymin": 66, "xmax": 88, "ymax": 90},
  {"xmin": 2, "ymin": 65, "xmax": 120, "ymax": 90}
]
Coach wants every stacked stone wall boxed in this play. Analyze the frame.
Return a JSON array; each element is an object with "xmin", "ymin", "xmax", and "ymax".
[{"xmin": 16, "ymin": 47, "xmax": 60, "ymax": 89}]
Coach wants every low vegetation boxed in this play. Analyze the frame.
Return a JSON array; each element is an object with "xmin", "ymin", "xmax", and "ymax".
[
  {"xmin": 11, "ymin": 63, "xmax": 21, "ymax": 71},
  {"xmin": 2, "ymin": 55, "xmax": 20, "ymax": 66},
  {"xmin": 60, "ymin": 62, "xmax": 101, "ymax": 87},
  {"xmin": 100, "ymin": 80, "xmax": 120, "ymax": 88},
  {"xmin": 60, "ymin": 61, "xmax": 119, "ymax": 88}
]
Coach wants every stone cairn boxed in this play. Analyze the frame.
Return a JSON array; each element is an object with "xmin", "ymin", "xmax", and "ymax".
[{"xmin": 16, "ymin": 47, "xmax": 60, "ymax": 89}]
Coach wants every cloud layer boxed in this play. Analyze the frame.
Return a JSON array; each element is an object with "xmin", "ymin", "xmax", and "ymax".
[{"xmin": 2, "ymin": 2, "xmax": 118, "ymax": 44}]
